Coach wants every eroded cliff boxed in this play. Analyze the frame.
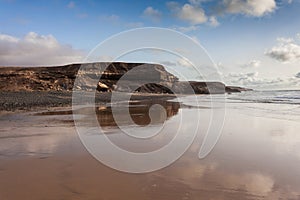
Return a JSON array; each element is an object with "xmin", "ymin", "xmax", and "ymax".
[{"xmin": 0, "ymin": 62, "xmax": 251, "ymax": 94}]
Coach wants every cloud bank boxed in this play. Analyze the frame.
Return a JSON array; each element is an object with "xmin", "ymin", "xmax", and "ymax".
[
  {"xmin": 166, "ymin": 0, "xmax": 277, "ymax": 28},
  {"xmin": 0, "ymin": 32, "xmax": 84, "ymax": 66},
  {"xmin": 220, "ymin": 0, "xmax": 276, "ymax": 17},
  {"xmin": 225, "ymin": 71, "xmax": 299, "ymax": 89}
]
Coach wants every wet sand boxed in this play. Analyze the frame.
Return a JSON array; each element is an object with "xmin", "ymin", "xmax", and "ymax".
[{"xmin": 0, "ymin": 99, "xmax": 300, "ymax": 200}]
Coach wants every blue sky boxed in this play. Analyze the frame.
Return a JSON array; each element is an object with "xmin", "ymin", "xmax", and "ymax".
[{"xmin": 0, "ymin": 0, "xmax": 300, "ymax": 89}]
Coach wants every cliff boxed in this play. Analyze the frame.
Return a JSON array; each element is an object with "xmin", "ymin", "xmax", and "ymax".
[{"xmin": 0, "ymin": 62, "xmax": 251, "ymax": 94}]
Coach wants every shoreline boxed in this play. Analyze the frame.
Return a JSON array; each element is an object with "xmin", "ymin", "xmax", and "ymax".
[{"xmin": 0, "ymin": 91, "xmax": 178, "ymax": 112}]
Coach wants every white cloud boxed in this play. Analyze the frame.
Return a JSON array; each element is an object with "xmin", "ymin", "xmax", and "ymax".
[
  {"xmin": 168, "ymin": 0, "xmax": 278, "ymax": 27},
  {"xmin": 67, "ymin": 1, "xmax": 75, "ymax": 9},
  {"xmin": 221, "ymin": 0, "xmax": 277, "ymax": 17},
  {"xmin": 172, "ymin": 25, "xmax": 199, "ymax": 33},
  {"xmin": 277, "ymin": 37, "xmax": 294, "ymax": 43},
  {"xmin": 227, "ymin": 71, "xmax": 258, "ymax": 82},
  {"xmin": 242, "ymin": 60, "xmax": 261, "ymax": 68},
  {"xmin": 177, "ymin": 57, "xmax": 193, "ymax": 67},
  {"xmin": 265, "ymin": 36, "xmax": 300, "ymax": 63},
  {"xmin": 143, "ymin": 6, "xmax": 162, "ymax": 22},
  {"xmin": 160, "ymin": 58, "xmax": 194, "ymax": 68},
  {"xmin": 208, "ymin": 16, "xmax": 220, "ymax": 27},
  {"xmin": 159, "ymin": 61, "xmax": 177, "ymax": 66},
  {"xmin": 227, "ymin": 173, "xmax": 274, "ymax": 196},
  {"xmin": 188, "ymin": 0, "xmax": 206, "ymax": 5},
  {"xmin": 225, "ymin": 72, "xmax": 286, "ymax": 88},
  {"xmin": 174, "ymin": 48, "xmax": 190, "ymax": 55},
  {"xmin": 0, "ymin": 34, "xmax": 19, "ymax": 43},
  {"xmin": 190, "ymin": 35, "xmax": 201, "ymax": 44},
  {"xmin": 178, "ymin": 4, "xmax": 208, "ymax": 24},
  {"xmin": 224, "ymin": 71, "xmax": 300, "ymax": 89},
  {"xmin": 167, "ymin": 2, "xmax": 221, "ymax": 27},
  {"xmin": 168, "ymin": 2, "xmax": 208, "ymax": 25},
  {"xmin": 216, "ymin": 61, "xmax": 224, "ymax": 69},
  {"xmin": 0, "ymin": 32, "xmax": 84, "ymax": 66}
]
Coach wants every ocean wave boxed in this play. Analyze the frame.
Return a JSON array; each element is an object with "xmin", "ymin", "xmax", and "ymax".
[{"xmin": 227, "ymin": 90, "xmax": 300, "ymax": 105}]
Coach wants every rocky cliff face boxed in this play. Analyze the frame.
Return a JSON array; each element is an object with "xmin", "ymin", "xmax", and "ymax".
[
  {"xmin": 0, "ymin": 64, "xmax": 80, "ymax": 91},
  {"xmin": 0, "ymin": 62, "xmax": 251, "ymax": 94}
]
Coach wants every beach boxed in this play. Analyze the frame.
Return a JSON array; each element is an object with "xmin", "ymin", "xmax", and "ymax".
[
  {"xmin": 0, "ymin": 92, "xmax": 299, "ymax": 200},
  {"xmin": 1, "ymin": 0, "xmax": 299, "ymax": 199}
]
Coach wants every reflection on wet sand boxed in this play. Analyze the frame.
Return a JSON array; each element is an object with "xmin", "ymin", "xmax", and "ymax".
[
  {"xmin": 96, "ymin": 100, "xmax": 180, "ymax": 126},
  {"xmin": 37, "ymin": 100, "xmax": 180, "ymax": 127},
  {"xmin": 0, "ymin": 100, "xmax": 300, "ymax": 200}
]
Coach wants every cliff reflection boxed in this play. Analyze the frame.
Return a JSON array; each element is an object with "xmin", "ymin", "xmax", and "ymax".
[
  {"xmin": 96, "ymin": 100, "xmax": 180, "ymax": 127},
  {"xmin": 36, "ymin": 99, "xmax": 180, "ymax": 128}
]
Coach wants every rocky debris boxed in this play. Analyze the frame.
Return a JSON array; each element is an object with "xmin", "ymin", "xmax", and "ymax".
[
  {"xmin": 0, "ymin": 91, "xmax": 176, "ymax": 111},
  {"xmin": 0, "ymin": 91, "xmax": 73, "ymax": 111},
  {"xmin": 0, "ymin": 62, "xmax": 251, "ymax": 94},
  {"xmin": 97, "ymin": 82, "xmax": 110, "ymax": 92}
]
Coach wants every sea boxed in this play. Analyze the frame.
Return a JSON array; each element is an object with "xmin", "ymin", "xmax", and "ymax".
[{"xmin": 175, "ymin": 90, "xmax": 300, "ymax": 122}]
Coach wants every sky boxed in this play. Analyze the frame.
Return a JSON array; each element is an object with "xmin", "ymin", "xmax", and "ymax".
[{"xmin": 0, "ymin": 0, "xmax": 299, "ymax": 89}]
